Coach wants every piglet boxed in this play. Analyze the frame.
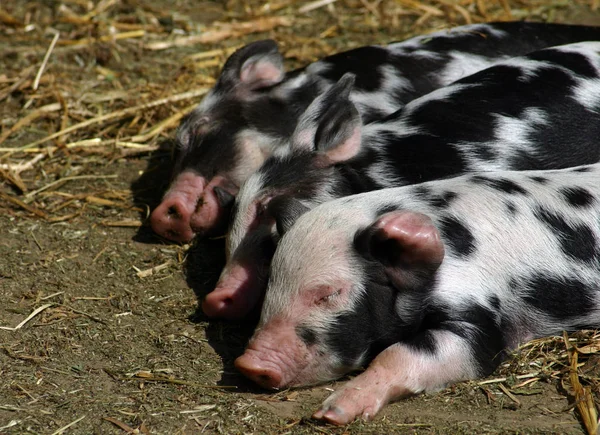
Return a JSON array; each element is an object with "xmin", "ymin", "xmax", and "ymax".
[
  {"xmin": 206, "ymin": 41, "xmax": 600, "ymax": 319},
  {"xmin": 149, "ymin": 22, "xmax": 600, "ymax": 243},
  {"xmin": 236, "ymin": 162, "xmax": 600, "ymax": 425}
]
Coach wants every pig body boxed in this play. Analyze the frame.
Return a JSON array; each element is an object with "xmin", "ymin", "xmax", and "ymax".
[
  {"xmin": 207, "ymin": 41, "xmax": 600, "ymax": 319},
  {"xmin": 236, "ymin": 163, "xmax": 600, "ymax": 425},
  {"xmin": 149, "ymin": 22, "xmax": 600, "ymax": 243}
]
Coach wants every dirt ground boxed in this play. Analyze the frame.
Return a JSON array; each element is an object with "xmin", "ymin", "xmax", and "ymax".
[{"xmin": 2, "ymin": 1, "xmax": 600, "ymax": 434}]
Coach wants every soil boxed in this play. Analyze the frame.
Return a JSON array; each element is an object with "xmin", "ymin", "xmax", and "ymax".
[{"xmin": 2, "ymin": 1, "xmax": 600, "ymax": 434}]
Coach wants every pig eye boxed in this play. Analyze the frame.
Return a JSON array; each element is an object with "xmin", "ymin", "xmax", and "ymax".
[
  {"xmin": 256, "ymin": 197, "xmax": 273, "ymax": 222},
  {"xmin": 316, "ymin": 289, "xmax": 342, "ymax": 305},
  {"xmin": 257, "ymin": 202, "xmax": 266, "ymax": 217}
]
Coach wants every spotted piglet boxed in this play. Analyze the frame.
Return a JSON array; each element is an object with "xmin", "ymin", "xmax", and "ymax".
[
  {"xmin": 235, "ymin": 163, "xmax": 600, "ymax": 425},
  {"xmin": 149, "ymin": 22, "xmax": 600, "ymax": 243},
  {"xmin": 205, "ymin": 41, "xmax": 600, "ymax": 319}
]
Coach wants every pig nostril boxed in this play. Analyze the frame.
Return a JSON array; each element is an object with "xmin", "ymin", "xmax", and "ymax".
[
  {"xmin": 223, "ymin": 297, "xmax": 233, "ymax": 306},
  {"xmin": 258, "ymin": 374, "xmax": 272, "ymax": 384},
  {"xmin": 167, "ymin": 206, "xmax": 180, "ymax": 218},
  {"xmin": 167, "ymin": 230, "xmax": 179, "ymax": 238}
]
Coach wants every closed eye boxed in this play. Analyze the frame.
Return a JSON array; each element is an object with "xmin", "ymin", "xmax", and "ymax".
[{"xmin": 317, "ymin": 289, "xmax": 342, "ymax": 305}]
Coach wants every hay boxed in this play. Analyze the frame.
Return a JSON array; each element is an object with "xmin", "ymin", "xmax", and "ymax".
[{"xmin": 1, "ymin": 0, "xmax": 599, "ymax": 433}]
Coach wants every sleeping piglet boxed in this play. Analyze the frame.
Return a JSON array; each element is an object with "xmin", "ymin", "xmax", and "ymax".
[{"xmin": 235, "ymin": 163, "xmax": 600, "ymax": 425}]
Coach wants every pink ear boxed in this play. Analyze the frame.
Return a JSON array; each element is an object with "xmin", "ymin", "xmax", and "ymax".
[
  {"xmin": 323, "ymin": 126, "xmax": 362, "ymax": 163},
  {"xmin": 239, "ymin": 57, "xmax": 285, "ymax": 90},
  {"xmin": 374, "ymin": 211, "xmax": 445, "ymax": 268},
  {"xmin": 291, "ymin": 73, "xmax": 362, "ymax": 163}
]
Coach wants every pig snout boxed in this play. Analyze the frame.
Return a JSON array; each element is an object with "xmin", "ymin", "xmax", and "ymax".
[
  {"xmin": 150, "ymin": 173, "xmax": 237, "ymax": 242},
  {"xmin": 188, "ymin": 175, "xmax": 238, "ymax": 237},
  {"xmin": 202, "ymin": 262, "xmax": 267, "ymax": 319},
  {"xmin": 235, "ymin": 322, "xmax": 309, "ymax": 389},
  {"xmin": 150, "ymin": 171, "xmax": 205, "ymax": 243},
  {"xmin": 234, "ymin": 350, "xmax": 285, "ymax": 389}
]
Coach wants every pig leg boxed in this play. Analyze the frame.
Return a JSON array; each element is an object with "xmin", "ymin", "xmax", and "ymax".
[{"xmin": 313, "ymin": 330, "xmax": 481, "ymax": 425}]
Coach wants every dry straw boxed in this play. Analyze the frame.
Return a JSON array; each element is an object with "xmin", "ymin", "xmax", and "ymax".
[{"xmin": 1, "ymin": 0, "xmax": 599, "ymax": 432}]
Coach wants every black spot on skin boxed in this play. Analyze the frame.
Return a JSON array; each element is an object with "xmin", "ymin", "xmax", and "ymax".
[
  {"xmin": 413, "ymin": 186, "xmax": 459, "ymax": 209},
  {"xmin": 402, "ymin": 299, "xmax": 507, "ymax": 377},
  {"xmin": 469, "ymin": 175, "xmax": 489, "ymax": 185},
  {"xmin": 520, "ymin": 274, "xmax": 596, "ymax": 321},
  {"xmin": 505, "ymin": 201, "xmax": 518, "ymax": 216},
  {"xmin": 258, "ymin": 152, "xmax": 340, "ymax": 199},
  {"xmin": 381, "ymin": 127, "xmax": 470, "ymax": 186},
  {"xmin": 439, "ymin": 302, "xmax": 506, "ymax": 376},
  {"xmin": 470, "ymin": 176, "xmax": 529, "ymax": 195},
  {"xmin": 528, "ymin": 49, "xmax": 599, "ymax": 78},
  {"xmin": 268, "ymin": 196, "xmax": 310, "ymax": 236},
  {"xmin": 297, "ymin": 326, "xmax": 317, "ymax": 346},
  {"xmin": 430, "ymin": 191, "xmax": 458, "ymax": 209},
  {"xmin": 572, "ymin": 166, "xmax": 593, "ymax": 173},
  {"xmin": 324, "ymin": 264, "xmax": 410, "ymax": 369},
  {"xmin": 438, "ymin": 215, "xmax": 476, "ymax": 258},
  {"xmin": 412, "ymin": 185, "xmax": 431, "ymax": 198},
  {"xmin": 318, "ymin": 46, "xmax": 390, "ymax": 93},
  {"xmin": 376, "ymin": 203, "xmax": 400, "ymax": 217},
  {"xmin": 560, "ymin": 187, "xmax": 595, "ymax": 208},
  {"xmin": 489, "ymin": 295, "xmax": 501, "ymax": 311},
  {"xmin": 529, "ymin": 176, "xmax": 549, "ymax": 184},
  {"xmin": 535, "ymin": 207, "xmax": 599, "ymax": 263}
]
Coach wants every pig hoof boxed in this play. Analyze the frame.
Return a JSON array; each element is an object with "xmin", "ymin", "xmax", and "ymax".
[{"xmin": 313, "ymin": 405, "xmax": 352, "ymax": 425}]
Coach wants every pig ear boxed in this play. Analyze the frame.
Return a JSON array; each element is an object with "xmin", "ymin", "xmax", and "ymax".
[
  {"xmin": 218, "ymin": 40, "xmax": 285, "ymax": 92},
  {"xmin": 292, "ymin": 73, "xmax": 362, "ymax": 164},
  {"xmin": 267, "ymin": 196, "xmax": 310, "ymax": 237},
  {"xmin": 354, "ymin": 211, "xmax": 445, "ymax": 290}
]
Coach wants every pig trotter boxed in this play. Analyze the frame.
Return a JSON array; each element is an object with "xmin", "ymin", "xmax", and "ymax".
[{"xmin": 312, "ymin": 333, "xmax": 481, "ymax": 425}]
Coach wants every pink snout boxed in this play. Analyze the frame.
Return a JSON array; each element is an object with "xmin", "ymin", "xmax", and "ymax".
[
  {"xmin": 235, "ymin": 321, "xmax": 309, "ymax": 389},
  {"xmin": 150, "ymin": 172, "xmax": 238, "ymax": 243},
  {"xmin": 235, "ymin": 352, "xmax": 284, "ymax": 389},
  {"xmin": 201, "ymin": 263, "xmax": 265, "ymax": 319},
  {"xmin": 150, "ymin": 193, "xmax": 197, "ymax": 243},
  {"xmin": 150, "ymin": 171, "xmax": 205, "ymax": 243}
]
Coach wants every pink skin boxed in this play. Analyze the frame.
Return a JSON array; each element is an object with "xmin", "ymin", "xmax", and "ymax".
[
  {"xmin": 150, "ymin": 172, "xmax": 237, "ymax": 243},
  {"xmin": 202, "ymin": 200, "xmax": 274, "ymax": 319},
  {"xmin": 201, "ymin": 261, "xmax": 265, "ymax": 319},
  {"xmin": 150, "ymin": 171, "xmax": 205, "ymax": 243},
  {"xmin": 235, "ymin": 283, "xmax": 354, "ymax": 388},
  {"xmin": 312, "ymin": 344, "xmax": 417, "ymax": 425},
  {"xmin": 312, "ymin": 332, "xmax": 476, "ymax": 425},
  {"xmin": 234, "ymin": 317, "xmax": 311, "ymax": 389},
  {"xmin": 189, "ymin": 175, "xmax": 238, "ymax": 236}
]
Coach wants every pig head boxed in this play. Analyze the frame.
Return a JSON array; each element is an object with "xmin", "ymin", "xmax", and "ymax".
[{"xmin": 150, "ymin": 40, "xmax": 299, "ymax": 242}]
